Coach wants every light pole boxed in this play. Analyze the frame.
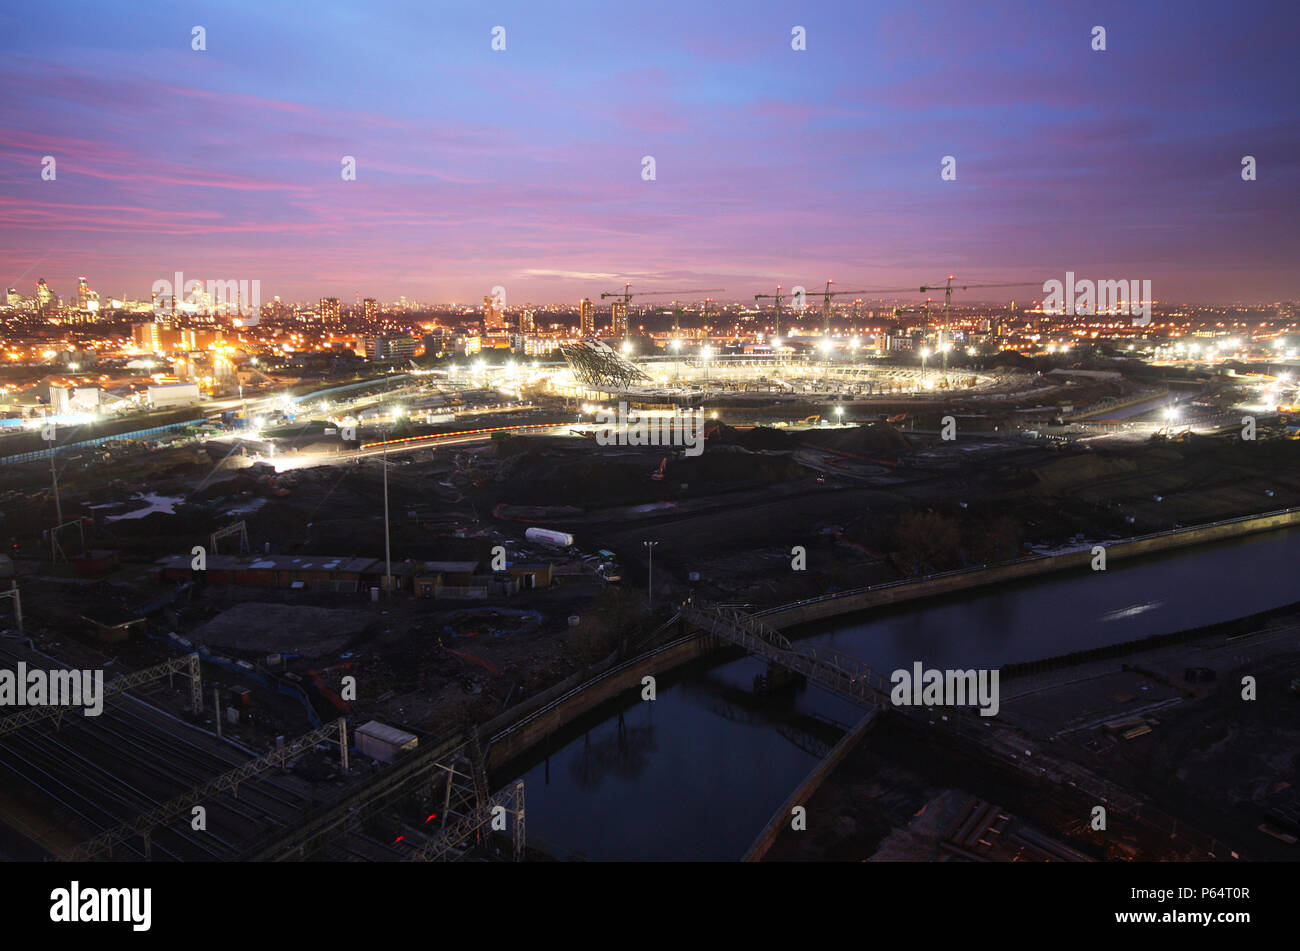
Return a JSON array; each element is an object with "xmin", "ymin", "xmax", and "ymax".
[
  {"xmin": 382, "ymin": 419, "xmax": 394, "ymax": 598},
  {"xmin": 643, "ymin": 541, "xmax": 659, "ymax": 610},
  {"xmin": 45, "ymin": 412, "xmax": 62, "ymax": 563}
]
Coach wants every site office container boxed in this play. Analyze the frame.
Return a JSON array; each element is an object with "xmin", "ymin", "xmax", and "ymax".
[
  {"xmin": 508, "ymin": 563, "xmax": 553, "ymax": 588},
  {"xmin": 354, "ymin": 721, "xmax": 419, "ymax": 764}
]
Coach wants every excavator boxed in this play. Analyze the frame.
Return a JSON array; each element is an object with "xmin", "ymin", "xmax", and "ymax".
[
  {"xmin": 650, "ymin": 457, "xmax": 668, "ymax": 481},
  {"xmin": 1151, "ymin": 425, "xmax": 1192, "ymax": 443}
]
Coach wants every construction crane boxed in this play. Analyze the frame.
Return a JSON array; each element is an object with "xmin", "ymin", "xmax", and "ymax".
[
  {"xmin": 757, "ymin": 281, "xmax": 919, "ymax": 338},
  {"xmin": 815, "ymin": 281, "xmax": 933, "ymax": 335},
  {"xmin": 917, "ymin": 276, "xmax": 1041, "ymax": 325},
  {"xmin": 599, "ymin": 285, "xmax": 725, "ymax": 340},
  {"xmin": 753, "ymin": 285, "xmax": 788, "ymax": 340}
]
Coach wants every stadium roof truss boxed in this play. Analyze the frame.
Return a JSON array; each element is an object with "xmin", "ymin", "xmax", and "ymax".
[{"xmin": 559, "ymin": 340, "xmax": 650, "ymax": 388}]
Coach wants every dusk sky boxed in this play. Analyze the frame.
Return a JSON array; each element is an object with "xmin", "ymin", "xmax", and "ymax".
[{"xmin": 2, "ymin": 0, "xmax": 1297, "ymax": 306}]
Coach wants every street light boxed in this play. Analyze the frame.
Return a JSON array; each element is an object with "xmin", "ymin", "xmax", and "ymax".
[
  {"xmin": 382, "ymin": 430, "xmax": 393, "ymax": 598},
  {"xmin": 643, "ymin": 541, "xmax": 659, "ymax": 609}
]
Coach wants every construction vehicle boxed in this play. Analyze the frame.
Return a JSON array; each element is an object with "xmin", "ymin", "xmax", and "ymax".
[
  {"xmin": 1151, "ymin": 425, "xmax": 1192, "ymax": 442},
  {"xmin": 650, "ymin": 457, "xmax": 668, "ymax": 481},
  {"xmin": 886, "ymin": 413, "xmax": 907, "ymax": 425},
  {"xmin": 797, "ymin": 415, "xmax": 821, "ymax": 426}
]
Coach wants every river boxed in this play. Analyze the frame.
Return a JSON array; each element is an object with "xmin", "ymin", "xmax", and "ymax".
[{"xmin": 501, "ymin": 526, "xmax": 1300, "ymax": 860}]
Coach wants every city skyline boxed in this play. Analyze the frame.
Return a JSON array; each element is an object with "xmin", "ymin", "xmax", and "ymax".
[{"xmin": 2, "ymin": 0, "xmax": 1298, "ymax": 305}]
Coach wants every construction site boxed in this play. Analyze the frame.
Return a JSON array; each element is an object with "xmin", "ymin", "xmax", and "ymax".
[{"xmin": 1, "ymin": 335, "xmax": 1298, "ymax": 863}]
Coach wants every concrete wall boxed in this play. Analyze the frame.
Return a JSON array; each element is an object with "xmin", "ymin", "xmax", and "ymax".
[
  {"xmin": 742, "ymin": 711, "xmax": 878, "ymax": 862},
  {"xmin": 759, "ymin": 508, "xmax": 1300, "ymax": 630},
  {"xmin": 486, "ymin": 634, "xmax": 721, "ymax": 771}
]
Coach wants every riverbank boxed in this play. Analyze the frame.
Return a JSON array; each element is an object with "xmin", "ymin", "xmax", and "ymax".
[
  {"xmin": 489, "ymin": 509, "xmax": 1300, "ymax": 784},
  {"xmin": 760, "ymin": 603, "xmax": 1300, "ymax": 861}
]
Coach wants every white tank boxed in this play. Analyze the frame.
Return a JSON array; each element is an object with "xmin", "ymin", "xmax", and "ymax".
[{"xmin": 526, "ymin": 527, "xmax": 574, "ymax": 548}]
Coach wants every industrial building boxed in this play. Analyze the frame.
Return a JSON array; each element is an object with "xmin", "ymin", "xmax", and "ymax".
[
  {"xmin": 153, "ymin": 554, "xmax": 415, "ymax": 593},
  {"xmin": 146, "ymin": 382, "xmax": 201, "ymax": 408}
]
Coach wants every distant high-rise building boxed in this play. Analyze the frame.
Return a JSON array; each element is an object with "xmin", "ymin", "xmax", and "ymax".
[
  {"xmin": 363, "ymin": 298, "xmax": 378, "ymax": 321},
  {"xmin": 6, "ymin": 288, "xmax": 20, "ymax": 307},
  {"xmin": 319, "ymin": 297, "xmax": 341, "ymax": 322},
  {"xmin": 579, "ymin": 298, "xmax": 595, "ymax": 337},
  {"xmin": 610, "ymin": 301, "xmax": 628, "ymax": 337},
  {"xmin": 77, "ymin": 277, "xmax": 90, "ymax": 309},
  {"xmin": 483, "ymin": 294, "xmax": 506, "ymax": 331},
  {"xmin": 520, "ymin": 309, "xmax": 535, "ymax": 334},
  {"xmin": 36, "ymin": 278, "xmax": 54, "ymax": 313}
]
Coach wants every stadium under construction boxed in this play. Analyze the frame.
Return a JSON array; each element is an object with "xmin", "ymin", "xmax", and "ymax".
[{"xmin": 555, "ymin": 337, "xmax": 1005, "ymax": 407}]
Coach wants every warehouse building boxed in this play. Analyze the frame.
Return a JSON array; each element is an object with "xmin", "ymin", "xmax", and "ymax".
[{"xmin": 153, "ymin": 554, "xmax": 414, "ymax": 593}]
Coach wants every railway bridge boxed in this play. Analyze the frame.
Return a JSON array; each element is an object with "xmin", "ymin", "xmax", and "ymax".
[{"xmin": 680, "ymin": 603, "xmax": 891, "ymax": 710}]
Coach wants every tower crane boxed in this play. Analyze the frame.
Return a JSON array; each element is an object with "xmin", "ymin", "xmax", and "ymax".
[
  {"xmin": 756, "ymin": 281, "xmax": 920, "ymax": 338},
  {"xmin": 599, "ymin": 285, "xmax": 725, "ymax": 340},
  {"xmin": 813, "ymin": 281, "xmax": 928, "ymax": 335},
  {"xmin": 753, "ymin": 285, "xmax": 787, "ymax": 340},
  {"xmin": 917, "ymin": 276, "xmax": 1040, "ymax": 325}
]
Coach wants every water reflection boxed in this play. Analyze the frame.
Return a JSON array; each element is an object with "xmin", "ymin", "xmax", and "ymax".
[{"xmin": 568, "ymin": 709, "xmax": 658, "ymax": 789}]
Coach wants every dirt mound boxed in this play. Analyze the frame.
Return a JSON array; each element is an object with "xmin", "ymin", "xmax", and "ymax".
[
  {"xmin": 495, "ymin": 441, "xmax": 806, "ymax": 506},
  {"xmin": 666, "ymin": 444, "xmax": 807, "ymax": 484},
  {"xmin": 802, "ymin": 423, "xmax": 910, "ymax": 457},
  {"xmin": 1030, "ymin": 453, "xmax": 1145, "ymax": 492},
  {"xmin": 706, "ymin": 424, "xmax": 796, "ymax": 451}
]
